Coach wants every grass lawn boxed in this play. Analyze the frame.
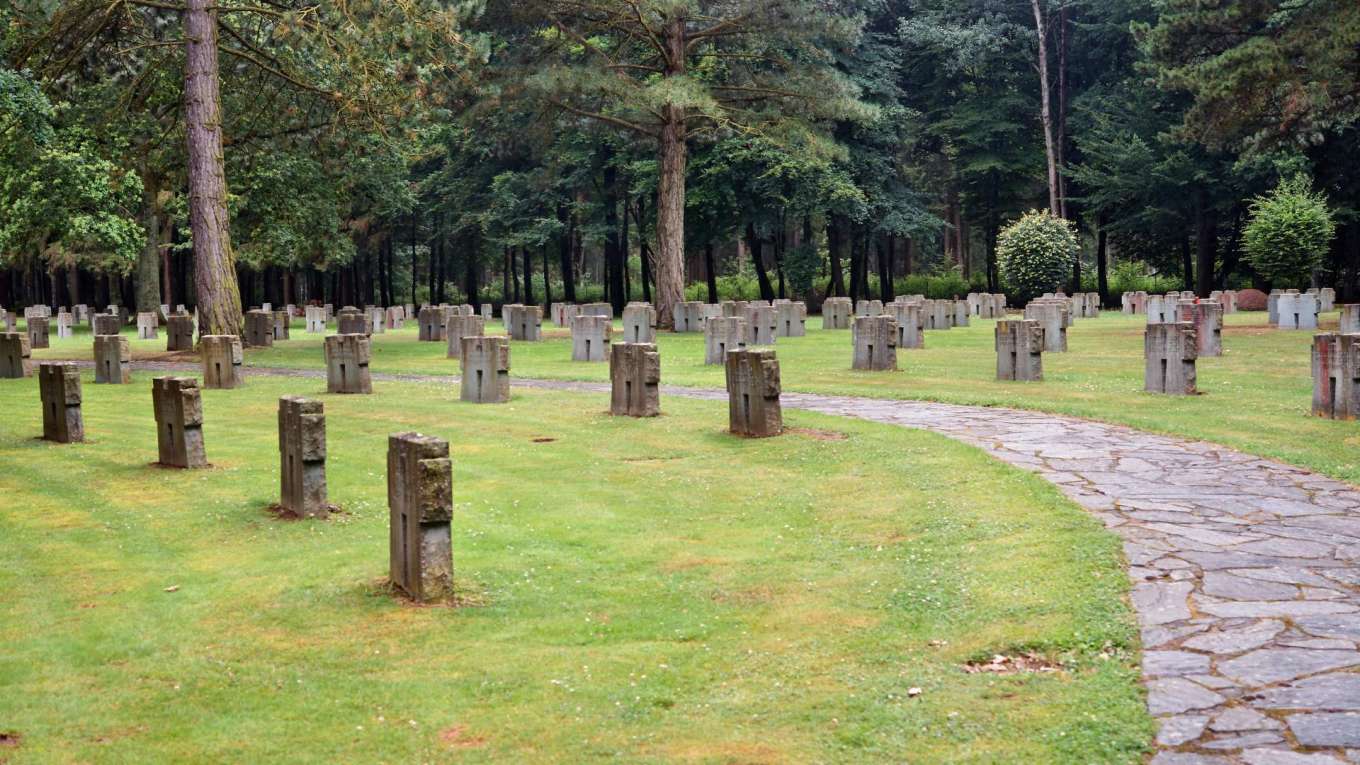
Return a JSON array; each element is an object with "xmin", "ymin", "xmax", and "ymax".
[
  {"xmin": 0, "ymin": 373, "xmax": 1146, "ymax": 763},
  {"xmin": 33, "ymin": 308, "xmax": 1360, "ymax": 483}
]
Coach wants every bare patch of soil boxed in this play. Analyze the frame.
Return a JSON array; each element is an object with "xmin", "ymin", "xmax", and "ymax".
[
  {"xmin": 789, "ymin": 427, "xmax": 848, "ymax": 441},
  {"xmin": 439, "ymin": 725, "xmax": 488, "ymax": 749},
  {"xmin": 963, "ymin": 652, "xmax": 1064, "ymax": 675},
  {"xmin": 265, "ymin": 503, "xmax": 343, "ymax": 521}
]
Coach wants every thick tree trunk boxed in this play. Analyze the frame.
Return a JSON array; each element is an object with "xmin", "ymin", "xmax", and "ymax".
[
  {"xmin": 634, "ymin": 197, "xmax": 653, "ymax": 303},
  {"xmin": 523, "ymin": 246, "xmax": 534, "ymax": 306},
  {"xmin": 827, "ymin": 215, "xmax": 847, "ymax": 297},
  {"xmin": 1031, "ymin": 0, "xmax": 1061, "ymax": 217},
  {"xmin": 465, "ymin": 231, "xmax": 480, "ymax": 305},
  {"xmin": 1195, "ymin": 187, "xmax": 1217, "ymax": 297},
  {"xmin": 746, "ymin": 223, "xmax": 775, "ymax": 301},
  {"xmin": 878, "ymin": 235, "xmax": 893, "ymax": 302},
  {"xmin": 557, "ymin": 205, "xmax": 576, "ymax": 302},
  {"xmin": 542, "ymin": 245, "xmax": 552, "ymax": 308},
  {"xmin": 654, "ymin": 115, "xmax": 686, "ymax": 328},
  {"xmin": 704, "ymin": 242, "xmax": 719, "ymax": 303},
  {"xmin": 136, "ymin": 171, "xmax": 163, "ymax": 314},
  {"xmin": 604, "ymin": 153, "xmax": 626, "ymax": 316},
  {"xmin": 183, "ymin": 0, "xmax": 241, "ymax": 335}
]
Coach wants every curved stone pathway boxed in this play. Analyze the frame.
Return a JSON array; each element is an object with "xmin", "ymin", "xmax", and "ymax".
[{"xmin": 88, "ymin": 361, "xmax": 1360, "ymax": 763}]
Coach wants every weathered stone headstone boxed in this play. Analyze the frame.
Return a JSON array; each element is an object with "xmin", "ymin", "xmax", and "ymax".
[
  {"xmin": 0, "ymin": 332, "xmax": 32, "ymax": 378},
  {"xmin": 887, "ymin": 302, "xmax": 924, "ymax": 350},
  {"xmin": 571, "ymin": 315, "xmax": 612, "ymax": 362},
  {"xmin": 479, "ymin": 303, "xmax": 493, "ymax": 322},
  {"xmin": 726, "ymin": 348, "xmax": 782, "ymax": 437},
  {"xmin": 1146, "ymin": 295, "xmax": 1171, "ymax": 324},
  {"xmin": 460, "ymin": 336, "xmax": 510, "ymax": 403},
  {"xmin": 721, "ymin": 300, "xmax": 750, "ymax": 319},
  {"xmin": 385, "ymin": 307, "xmax": 404, "ymax": 330},
  {"xmin": 244, "ymin": 309, "xmax": 275, "ymax": 347},
  {"xmin": 305, "ymin": 306, "xmax": 327, "ymax": 333},
  {"xmin": 38, "ymin": 362, "xmax": 83, "ymax": 443},
  {"xmin": 55, "ymin": 312, "xmax": 74, "ymax": 339},
  {"xmin": 503, "ymin": 304, "xmax": 543, "ymax": 341},
  {"xmin": 951, "ymin": 300, "xmax": 970, "ymax": 327},
  {"xmin": 94, "ymin": 335, "xmax": 132, "ymax": 384},
  {"xmin": 200, "ymin": 335, "xmax": 244, "ymax": 389},
  {"xmin": 609, "ymin": 343, "xmax": 660, "ymax": 417},
  {"xmin": 550, "ymin": 302, "xmax": 577, "ymax": 327},
  {"xmin": 579, "ymin": 302, "xmax": 612, "ymax": 319},
  {"xmin": 1176, "ymin": 300, "xmax": 1223, "ymax": 357},
  {"xmin": 137, "ymin": 312, "xmax": 158, "ymax": 340},
  {"xmin": 444, "ymin": 315, "xmax": 485, "ymax": 359},
  {"xmin": 923, "ymin": 299, "xmax": 951, "ymax": 330},
  {"xmin": 822, "ymin": 297, "xmax": 852, "ymax": 329},
  {"xmin": 1024, "ymin": 300, "xmax": 1068, "ymax": 352},
  {"xmin": 622, "ymin": 302, "xmax": 657, "ymax": 343},
  {"xmin": 1319, "ymin": 287, "xmax": 1336, "ymax": 312},
  {"xmin": 854, "ymin": 299, "xmax": 884, "ymax": 318},
  {"xmin": 324, "ymin": 334, "xmax": 372, "ymax": 394},
  {"xmin": 278, "ymin": 396, "xmax": 329, "ymax": 518},
  {"xmin": 1145, "ymin": 323, "xmax": 1198, "ymax": 395},
  {"xmin": 337, "ymin": 309, "xmax": 368, "ymax": 337},
  {"xmin": 1277, "ymin": 290, "xmax": 1318, "ymax": 330},
  {"xmin": 852, "ymin": 316, "xmax": 898, "ymax": 371},
  {"xmin": 166, "ymin": 313, "xmax": 194, "ymax": 352},
  {"xmin": 26, "ymin": 317, "xmax": 49, "ymax": 349},
  {"xmin": 1312, "ymin": 333, "xmax": 1360, "ymax": 420},
  {"xmin": 744, "ymin": 304, "xmax": 777, "ymax": 345},
  {"xmin": 996, "ymin": 320, "xmax": 1044, "ymax": 381},
  {"xmin": 1268, "ymin": 289, "xmax": 1284, "ymax": 325},
  {"xmin": 701, "ymin": 303, "xmax": 723, "ymax": 322},
  {"xmin": 366, "ymin": 307, "xmax": 385, "ymax": 335},
  {"xmin": 416, "ymin": 306, "xmax": 445, "ymax": 341},
  {"xmin": 273, "ymin": 310, "xmax": 291, "ymax": 341},
  {"xmin": 704, "ymin": 316, "xmax": 746, "ymax": 365},
  {"xmin": 153, "ymin": 376, "xmax": 207, "ymax": 468},
  {"xmin": 323, "ymin": 303, "xmax": 335, "ymax": 321},
  {"xmin": 387, "ymin": 432, "xmax": 453, "ymax": 602},
  {"xmin": 673, "ymin": 301, "xmax": 705, "ymax": 332},
  {"xmin": 2, "ymin": 311, "xmax": 14, "ymax": 332},
  {"xmin": 1341, "ymin": 305, "xmax": 1360, "ymax": 334},
  {"xmin": 775, "ymin": 301, "xmax": 807, "ymax": 337}
]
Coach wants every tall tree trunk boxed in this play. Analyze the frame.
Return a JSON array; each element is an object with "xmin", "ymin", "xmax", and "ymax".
[
  {"xmin": 502, "ymin": 246, "xmax": 511, "ymax": 303},
  {"xmin": 1195, "ymin": 187, "xmax": 1217, "ymax": 297},
  {"xmin": 879, "ymin": 236, "xmax": 894, "ymax": 301},
  {"xmin": 183, "ymin": 0, "xmax": 242, "ymax": 336},
  {"xmin": 523, "ymin": 246, "xmax": 535, "ymax": 306},
  {"xmin": 1180, "ymin": 235, "xmax": 1193, "ymax": 292},
  {"xmin": 1056, "ymin": 4, "xmax": 1070, "ymax": 220},
  {"xmin": 826, "ymin": 215, "xmax": 847, "ymax": 297},
  {"xmin": 557, "ymin": 205, "xmax": 577, "ymax": 302},
  {"xmin": 604, "ymin": 152, "xmax": 626, "ymax": 315},
  {"xmin": 632, "ymin": 197, "xmax": 653, "ymax": 303},
  {"xmin": 654, "ymin": 114, "xmax": 686, "ymax": 328},
  {"xmin": 410, "ymin": 212, "xmax": 417, "ymax": 307},
  {"xmin": 542, "ymin": 244, "xmax": 552, "ymax": 308},
  {"xmin": 1096, "ymin": 212, "xmax": 1109, "ymax": 307},
  {"xmin": 746, "ymin": 223, "xmax": 775, "ymax": 301},
  {"xmin": 465, "ymin": 231, "xmax": 480, "ymax": 305},
  {"xmin": 704, "ymin": 242, "xmax": 719, "ymax": 303},
  {"xmin": 136, "ymin": 171, "xmax": 164, "ymax": 314},
  {"xmin": 1031, "ymin": 0, "xmax": 1061, "ymax": 217}
]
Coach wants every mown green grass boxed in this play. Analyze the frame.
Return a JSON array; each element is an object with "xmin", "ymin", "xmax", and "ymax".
[
  {"xmin": 37, "ymin": 308, "xmax": 1351, "ymax": 482},
  {"xmin": 0, "ymin": 373, "xmax": 1146, "ymax": 763}
]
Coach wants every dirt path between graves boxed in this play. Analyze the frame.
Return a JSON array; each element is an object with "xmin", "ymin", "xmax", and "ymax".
[{"xmin": 84, "ymin": 360, "xmax": 1360, "ymax": 763}]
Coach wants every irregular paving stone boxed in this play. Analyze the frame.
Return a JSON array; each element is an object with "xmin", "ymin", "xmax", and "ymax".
[
  {"xmin": 1148, "ymin": 678, "xmax": 1228, "ymax": 715},
  {"xmin": 1196, "ymin": 600, "xmax": 1358, "ymax": 619},
  {"xmin": 1203, "ymin": 571, "xmax": 1298, "ymax": 601},
  {"xmin": 1200, "ymin": 732, "xmax": 1286, "ymax": 749},
  {"xmin": 1182, "ymin": 621, "xmax": 1286, "ymax": 654},
  {"xmin": 1211, "ymin": 707, "xmax": 1283, "ymax": 732},
  {"xmin": 1297, "ymin": 615, "xmax": 1360, "ymax": 641},
  {"xmin": 1219, "ymin": 649, "xmax": 1360, "ymax": 686},
  {"xmin": 1150, "ymin": 753, "xmax": 1232, "ymax": 765},
  {"xmin": 1251, "ymin": 674, "xmax": 1360, "ymax": 710},
  {"xmin": 1134, "ymin": 581, "xmax": 1195, "ymax": 625},
  {"xmin": 1146, "ymin": 651, "xmax": 1213, "ymax": 676},
  {"xmin": 1158, "ymin": 715, "xmax": 1210, "ymax": 746},
  {"xmin": 1288, "ymin": 713, "xmax": 1360, "ymax": 747},
  {"xmin": 1241, "ymin": 751, "xmax": 1349, "ymax": 765}
]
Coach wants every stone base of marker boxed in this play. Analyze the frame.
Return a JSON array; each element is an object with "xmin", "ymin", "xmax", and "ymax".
[
  {"xmin": 1313, "ymin": 333, "xmax": 1360, "ymax": 420},
  {"xmin": 745, "ymin": 305, "xmax": 777, "ymax": 346},
  {"xmin": 445, "ymin": 315, "xmax": 486, "ymax": 359},
  {"xmin": 503, "ymin": 304, "xmax": 543, "ymax": 341},
  {"xmin": 56, "ymin": 313, "xmax": 74, "ymax": 339},
  {"xmin": 306, "ymin": 307, "xmax": 327, "ymax": 334},
  {"xmin": 0, "ymin": 332, "xmax": 32, "ymax": 378},
  {"xmin": 1343, "ymin": 305, "xmax": 1360, "ymax": 334},
  {"xmin": 888, "ymin": 302, "xmax": 924, "ymax": 349},
  {"xmin": 609, "ymin": 343, "xmax": 661, "ymax": 417},
  {"xmin": 460, "ymin": 336, "xmax": 510, "ymax": 403},
  {"xmin": 725, "ymin": 348, "xmax": 782, "ymax": 437},
  {"xmin": 775, "ymin": 301, "xmax": 807, "ymax": 337},
  {"xmin": 27, "ymin": 317, "xmax": 49, "ymax": 349},
  {"xmin": 337, "ymin": 310, "xmax": 368, "ymax": 337},
  {"xmin": 1024, "ymin": 300, "xmax": 1068, "ymax": 352},
  {"xmin": 705, "ymin": 317, "xmax": 746, "ymax": 365},
  {"xmin": 1176, "ymin": 301, "xmax": 1224, "ymax": 356},
  {"xmin": 245, "ymin": 310, "xmax": 275, "ymax": 347},
  {"xmin": 1145, "ymin": 323, "xmax": 1198, "ymax": 395},
  {"xmin": 137, "ymin": 312, "xmax": 159, "ymax": 340},
  {"xmin": 822, "ymin": 297, "xmax": 852, "ymax": 329},
  {"xmin": 996, "ymin": 320, "xmax": 1044, "ymax": 381},
  {"xmin": 39, "ymin": 362, "xmax": 83, "ymax": 443},
  {"xmin": 200, "ymin": 335, "xmax": 244, "ymax": 389},
  {"xmin": 274, "ymin": 311, "xmax": 292, "ymax": 341},
  {"xmin": 952, "ymin": 300, "xmax": 970, "ymax": 327},
  {"xmin": 673, "ymin": 301, "xmax": 705, "ymax": 332},
  {"xmin": 94, "ymin": 335, "xmax": 132, "ymax": 384},
  {"xmin": 852, "ymin": 316, "xmax": 898, "ymax": 371},
  {"xmin": 153, "ymin": 376, "xmax": 207, "ymax": 468},
  {"xmin": 388, "ymin": 432, "xmax": 454, "ymax": 602},
  {"xmin": 323, "ymin": 334, "xmax": 373, "ymax": 394},
  {"xmin": 417, "ymin": 306, "xmax": 445, "ymax": 341},
  {"xmin": 166, "ymin": 314, "xmax": 195, "ymax": 351},
  {"xmin": 278, "ymin": 396, "xmax": 332, "ymax": 518},
  {"xmin": 571, "ymin": 315, "xmax": 612, "ymax": 362},
  {"xmin": 622, "ymin": 303, "xmax": 657, "ymax": 343}
]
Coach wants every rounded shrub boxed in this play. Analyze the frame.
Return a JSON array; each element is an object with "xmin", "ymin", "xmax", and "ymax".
[
  {"xmin": 1242, "ymin": 175, "xmax": 1335, "ymax": 287},
  {"xmin": 997, "ymin": 210, "xmax": 1079, "ymax": 303}
]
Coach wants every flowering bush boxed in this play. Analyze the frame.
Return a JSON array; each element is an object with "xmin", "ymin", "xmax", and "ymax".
[{"xmin": 997, "ymin": 210, "xmax": 1079, "ymax": 303}]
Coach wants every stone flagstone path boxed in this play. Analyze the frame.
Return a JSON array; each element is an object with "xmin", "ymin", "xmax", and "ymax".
[{"xmin": 98, "ymin": 361, "xmax": 1360, "ymax": 763}]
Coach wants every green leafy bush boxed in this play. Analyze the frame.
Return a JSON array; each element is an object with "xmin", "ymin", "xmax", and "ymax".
[
  {"xmin": 996, "ymin": 210, "xmax": 1079, "ymax": 303},
  {"xmin": 1242, "ymin": 175, "xmax": 1335, "ymax": 287}
]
